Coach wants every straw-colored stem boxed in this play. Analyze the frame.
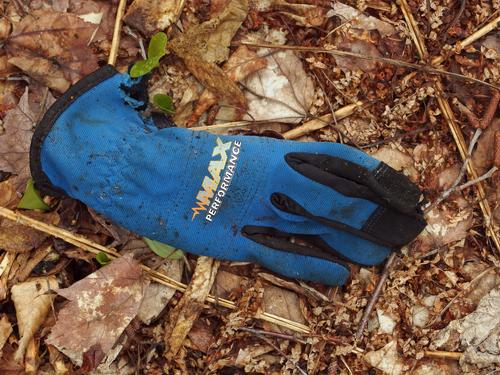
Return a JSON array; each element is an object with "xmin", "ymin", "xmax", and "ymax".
[
  {"xmin": 0, "ymin": 206, "xmax": 311, "ymax": 333},
  {"xmin": 398, "ymin": 0, "xmax": 428, "ymax": 61},
  {"xmin": 108, "ymin": 0, "xmax": 128, "ymax": 66}
]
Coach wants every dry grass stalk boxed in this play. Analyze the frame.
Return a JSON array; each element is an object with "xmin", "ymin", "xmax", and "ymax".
[
  {"xmin": 108, "ymin": 0, "xmax": 128, "ymax": 66},
  {"xmin": 0, "ymin": 206, "xmax": 311, "ymax": 333}
]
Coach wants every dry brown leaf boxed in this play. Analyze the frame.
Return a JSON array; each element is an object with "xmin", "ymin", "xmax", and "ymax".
[
  {"xmin": 164, "ymin": 256, "xmax": 219, "ymax": 359},
  {"xmin": 0, "ymin": 88, "xmax": 35, "ymax": 186},
  {"xmin": 472, "ymin": 118, "xmax": 500, "ymax": 175},
  {"xmin": 0, "ymin": 179, "xmax": 17, "ymax": 208},
  {"xmin": 262, "ymin": 285, "xmax": 305, "ymax": 334},
  {"xmin": 243, "ymin": 50, "xmax": 315, "ymax": 123},
  {"xmin": 0, "ymin": 314, "xmax": 13, "ymax": 354},
  {"xmin": 188, "ymin": 46, "xmax": 267, "ymax": 125},
  {"xmin": 170, "ymin": 0, "xmax": 248, "ymax": 64},
  {"xmin": 371, "ymin": 146, "xmax": 419, "ymax": 181},
  {"xmin": 273, "ymin": 0, "xmax": 328, "ymax": 27},
  {"xmin": 168, "ymin": 0, "xmax": 248, "ymax": 108},
  {"xmin": 0, "ymin": 211, "xmax": 59, "ymax": 253},
  {"xmin": 327, "ymin": 2, "xmax": 396, "ymax": 36},
  {"xmin": 137, "ymin": 259, "xmax": 183, "ymax": 324},
  {"xmin": 46, "ymin": 254, "xmax": 148, "ymax": 367},
  {"xmin": 6, "ymin": 10, "xmax": 99, "ymax": 92},
  {"xmin": 186, "ymin": 319, "xmax": 216, "ymax": 354},
  {"xmin": 0, "ymin": 87, "xmax": 55, "ymax": 191},
  {"xmin": 335, "ymin": 39, "xmax": 382, "ymax": 72},
  {"xmin": 212, "ymin": 269, "xmax": 248, "ymax": 299},
  {"xmin": 364, "ymin": 340, "xmax": 406, "ymax": 375},
  {"xmin": 12, "ymin": 276, "xmax": 59, "ymax": 362},
  {"xmin": 124, "ymin": 0, "xmax": 185, "ymax": 37}
]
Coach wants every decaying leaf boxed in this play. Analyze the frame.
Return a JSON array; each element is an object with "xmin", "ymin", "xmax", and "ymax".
[
  {"xmin": 168, "ymin": 0, "xmax": 248, "ymax": 108},
  {"xmin": 164, "ymin": 256, "xmax": 219, "ymax": 359},
  {"xmin": 472, "ymin": 118, "xmax": 500, "ymax": 175},
  {"xmin": 432, "ymin": 285, "xmax": 500, "ymax": 372},
  {"xmin": 0, "ymin": 86, "xmax": 55, "ymax": 192},
  {"xmin": 11, "ymin": 276, "xmax": 59, "ymax": 361},
  {"xmin": 0, "ymin": 314, "xmax": 12, "ymax": 354},
  {"xmin": 137, "ymin": 259, "xmax": 183, "ymax": 324},
  {"xmin": 6, "ymin": 10, "xmax": 99, "ymax": 92},
  {"xmin": 188, "ymin": 45, "xmax": 267, "ymax": 125},
  {"xmin": 243, "ymin": 50, "xmax": 315, "ymax": 123},
  {"xmin": 169, "ymin": 0, "xmax": 248, "ymax": 64},
  {"xmin": 125, "ymin": 0, "xmax": 185, "ymax": 37},
  {"xmin": 327, "ymin": 2, "xmax": 396, "ymax": 36},
  {"xmin": 371, "ymin": 146, "xmax": 419, "ymax": 181},
  {"xmin": 262, "ymin": 285, "xmax": 305, "ymax": 334},
  {"xmin": 0, "ymin": 211, "xmax": 59, "ymax": 253},
  {"xmin": 46, "ymin": 254, "xmax": 148, "ymax": 367},
  {"xmin": 364, "ymin": 340, "xmax": 406, "ymax": 375}
]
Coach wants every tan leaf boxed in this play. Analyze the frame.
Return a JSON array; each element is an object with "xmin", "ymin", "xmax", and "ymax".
[
  {"xmin": 137, "ymin": 258, "xmax": 183, "ymax": 324},
  {"xmin": 188, "ymin": 46, "xmax": 267, "ymax": 125},
  {"xmin": 327, "ymin": 2, "xmax": 396, "ymax": 36},
  {"xmin": 262, "ymin": 285, "xmax": 305, "ymax": 334},
  {"xmin": 0, "ymin": 87, "xmax": 55, "ymax": 190},
  {"xmin": 335, "ymin": 40, "xmax": 382, "ymax": 72},
  {"xmin": 243, "ymin": 50, "xmax": 315, "ymax": 123},
  {"xmin": 6, "ymin": 10, "xmax": 99, "ymax": 92},
  {"xmin": 164, "ymin": 256, "xmax": 219, "ymax": 359},
  {"xmin": 0, "ymin": 179, "xmax": 17, "ymax": 208},
  {"xmin": 168, "ymin": 0, "xmax": 248, "ymax": 108},
  {"xmin": 472, "ymin": 118, "xmax": 500, "ymax": 175},
  {"xmin": 12, "ymin": 276, "xmax": 59, "ymax": 361},
  {"xmin": 169, "ymin": 0, "xmax": 248, "ymax": 64},
  {"xmin": 371, "ymin": 146, "xmax": 419, "ymax": 181},
  {"xmin": 46, "ymin": 254, "xmax": 148, "ymax": 367},
  {"xmin": 364, "ymin": 340, "xmax": 405, "ymax": 375},
  {"xmin": 124, "ymin": 0, "xmax": 185, "ymax": 37},
  {"xmin": 0, "ymin": 314, "xmax": 13, "ymax": 354}
]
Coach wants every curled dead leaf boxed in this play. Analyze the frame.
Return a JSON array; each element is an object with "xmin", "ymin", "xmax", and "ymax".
[
  {"xmin": 6, "ymin": 10, "xmax": 99, "ymax": 92},
  {"xmin": 12, "ymin": 276, "xmax": 59, "ymax": 361},
  {"xmin": 125, "ymin": 0, "xmax": 185, "ymax": 37}
]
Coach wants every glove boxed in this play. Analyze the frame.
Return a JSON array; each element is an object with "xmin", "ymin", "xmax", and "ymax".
[{"xmin": 30, "ymin": 65, "xmax": 426, "ymax": 285}]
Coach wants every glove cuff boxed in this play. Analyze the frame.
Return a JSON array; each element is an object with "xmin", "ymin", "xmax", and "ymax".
[{"xmin": 30, "ymin": 65, "xmax": 119, "ymax": 197}]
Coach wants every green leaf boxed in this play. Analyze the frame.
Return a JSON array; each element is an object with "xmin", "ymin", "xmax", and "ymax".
[
  {"xmin": 130, "ymin": 32, "xmax": 168, "ymax": 78},
  {"xmin": 130, "ymin": 59, "xmax": 160, "ymax": 78},
  {"xmin": 17, "ymin": 178, "xmax": 50, "ymax": 211},
  {"xmin": 147, "ymin": 32, "xmax": 168, "ymax": 60},
  {"xmin": 153, "ymin": 94, "xmax": 175, "ymax": 115},
  {"xmin": 96, "ymin": 252, "xmax": 111, "ymax": 265},
  {"xmin": 143, "ymin": 237, "xmax": 184, "ymax": 259}
]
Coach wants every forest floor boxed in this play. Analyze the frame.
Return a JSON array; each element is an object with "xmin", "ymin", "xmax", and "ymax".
[{"xmin": 0, "ymin": 0, "xmax": 499, "ymax": 374}]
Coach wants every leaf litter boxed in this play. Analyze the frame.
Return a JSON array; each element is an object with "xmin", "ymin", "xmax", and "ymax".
[{"xmin": 0, "ymin": 0, "xmax": 500, "ymax": 373}]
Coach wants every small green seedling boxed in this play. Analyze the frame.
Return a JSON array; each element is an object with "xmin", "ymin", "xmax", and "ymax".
[
  {"xmin": 144, "ymin": 237, "xmax": 183, "ymax": 259},
  {"xmin": 130, "ymin": 32, "xmax": 168, "ymax": 78},
  {"xmin": 18, "ymin": 178, "xmax": 50, "ymax": 211},
  {"xmin": 95, "ymin": 252, "xmax": 111, "ymax": 265},
  {"xmin": 153, "ymin": 93, "xmax": 175, "ymax": 115}
]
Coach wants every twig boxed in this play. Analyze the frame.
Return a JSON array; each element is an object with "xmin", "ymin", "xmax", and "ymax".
[
  {"xmin": 0, "ymin": 206, "xmax": 311, "ymax": 334},
  {"xmin": 425, "ymin": 128, "xmax": 482, "ymax": 212},
  {"xmin": 455, "ymin": 166, "xmax": 498, "ymax": 191},
  {"xmin": 399, "ymin": 0, "xmax": 429, "ymax": 61},
  {"xmin": 424, "ymin": 350, "xmax": 462, "ymax": 360},
  {"xmin": 236, "ymin": 42, "xmax": 499, "ymax": 90},
  {"xmin": 282, "ymin": 102, "xmax": 363, "ymax": 139},
  {"xmin": 480, "ymin": 90, "xmax": 500, "ymax": 129},
  {"xmin": 238, "ymin": 327, "xmax": 307, "ymax": 345},
  {"xmin": 108, "ymin": 0, "xmax": 127, "ymax": 66},
  {"xmin": 355, "ymin": 252, "xmax": 398, "ymax": 340},
  {"xmin": 250, "ymin": 331, "xmax": 308, "ymax": 375}
]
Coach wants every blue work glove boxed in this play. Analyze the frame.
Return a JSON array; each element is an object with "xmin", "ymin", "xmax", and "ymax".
[{"xmin": 30, "ymin": 66, "xmax": 426, "ymax": 285}]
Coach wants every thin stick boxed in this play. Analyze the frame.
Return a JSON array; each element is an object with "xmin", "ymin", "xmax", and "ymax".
[
  {"xmin": 238, "ymin": 327, "xmax": 307, "ymax": 345},
  {"xmin": 108, "ymin": 0, "xmax": 128, "ymax": 66},
  {"xmin": 0, "ymin": 206, "xmax": 311, "ymax": 334},
  {"xmin": 426, "ymin": 128, "xmax": 482, "ymax": 212},
  {"xmin": 355, "ymin": 252, "xmax": 398, "ymax": 340},
  {"xmin": 282, "ymin": 102, "xmax": 363, "ymax": 139},
  {"xmin": 237, "ymin": 42, "xmax": 498, "ymax": 90},
  {"xmin": 424, "ymin": 351, "xmax": 462, "ymax": 360},
  {"xmin": 399, "ymin": 0, "xmax": 429, "ymax": 61}
]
